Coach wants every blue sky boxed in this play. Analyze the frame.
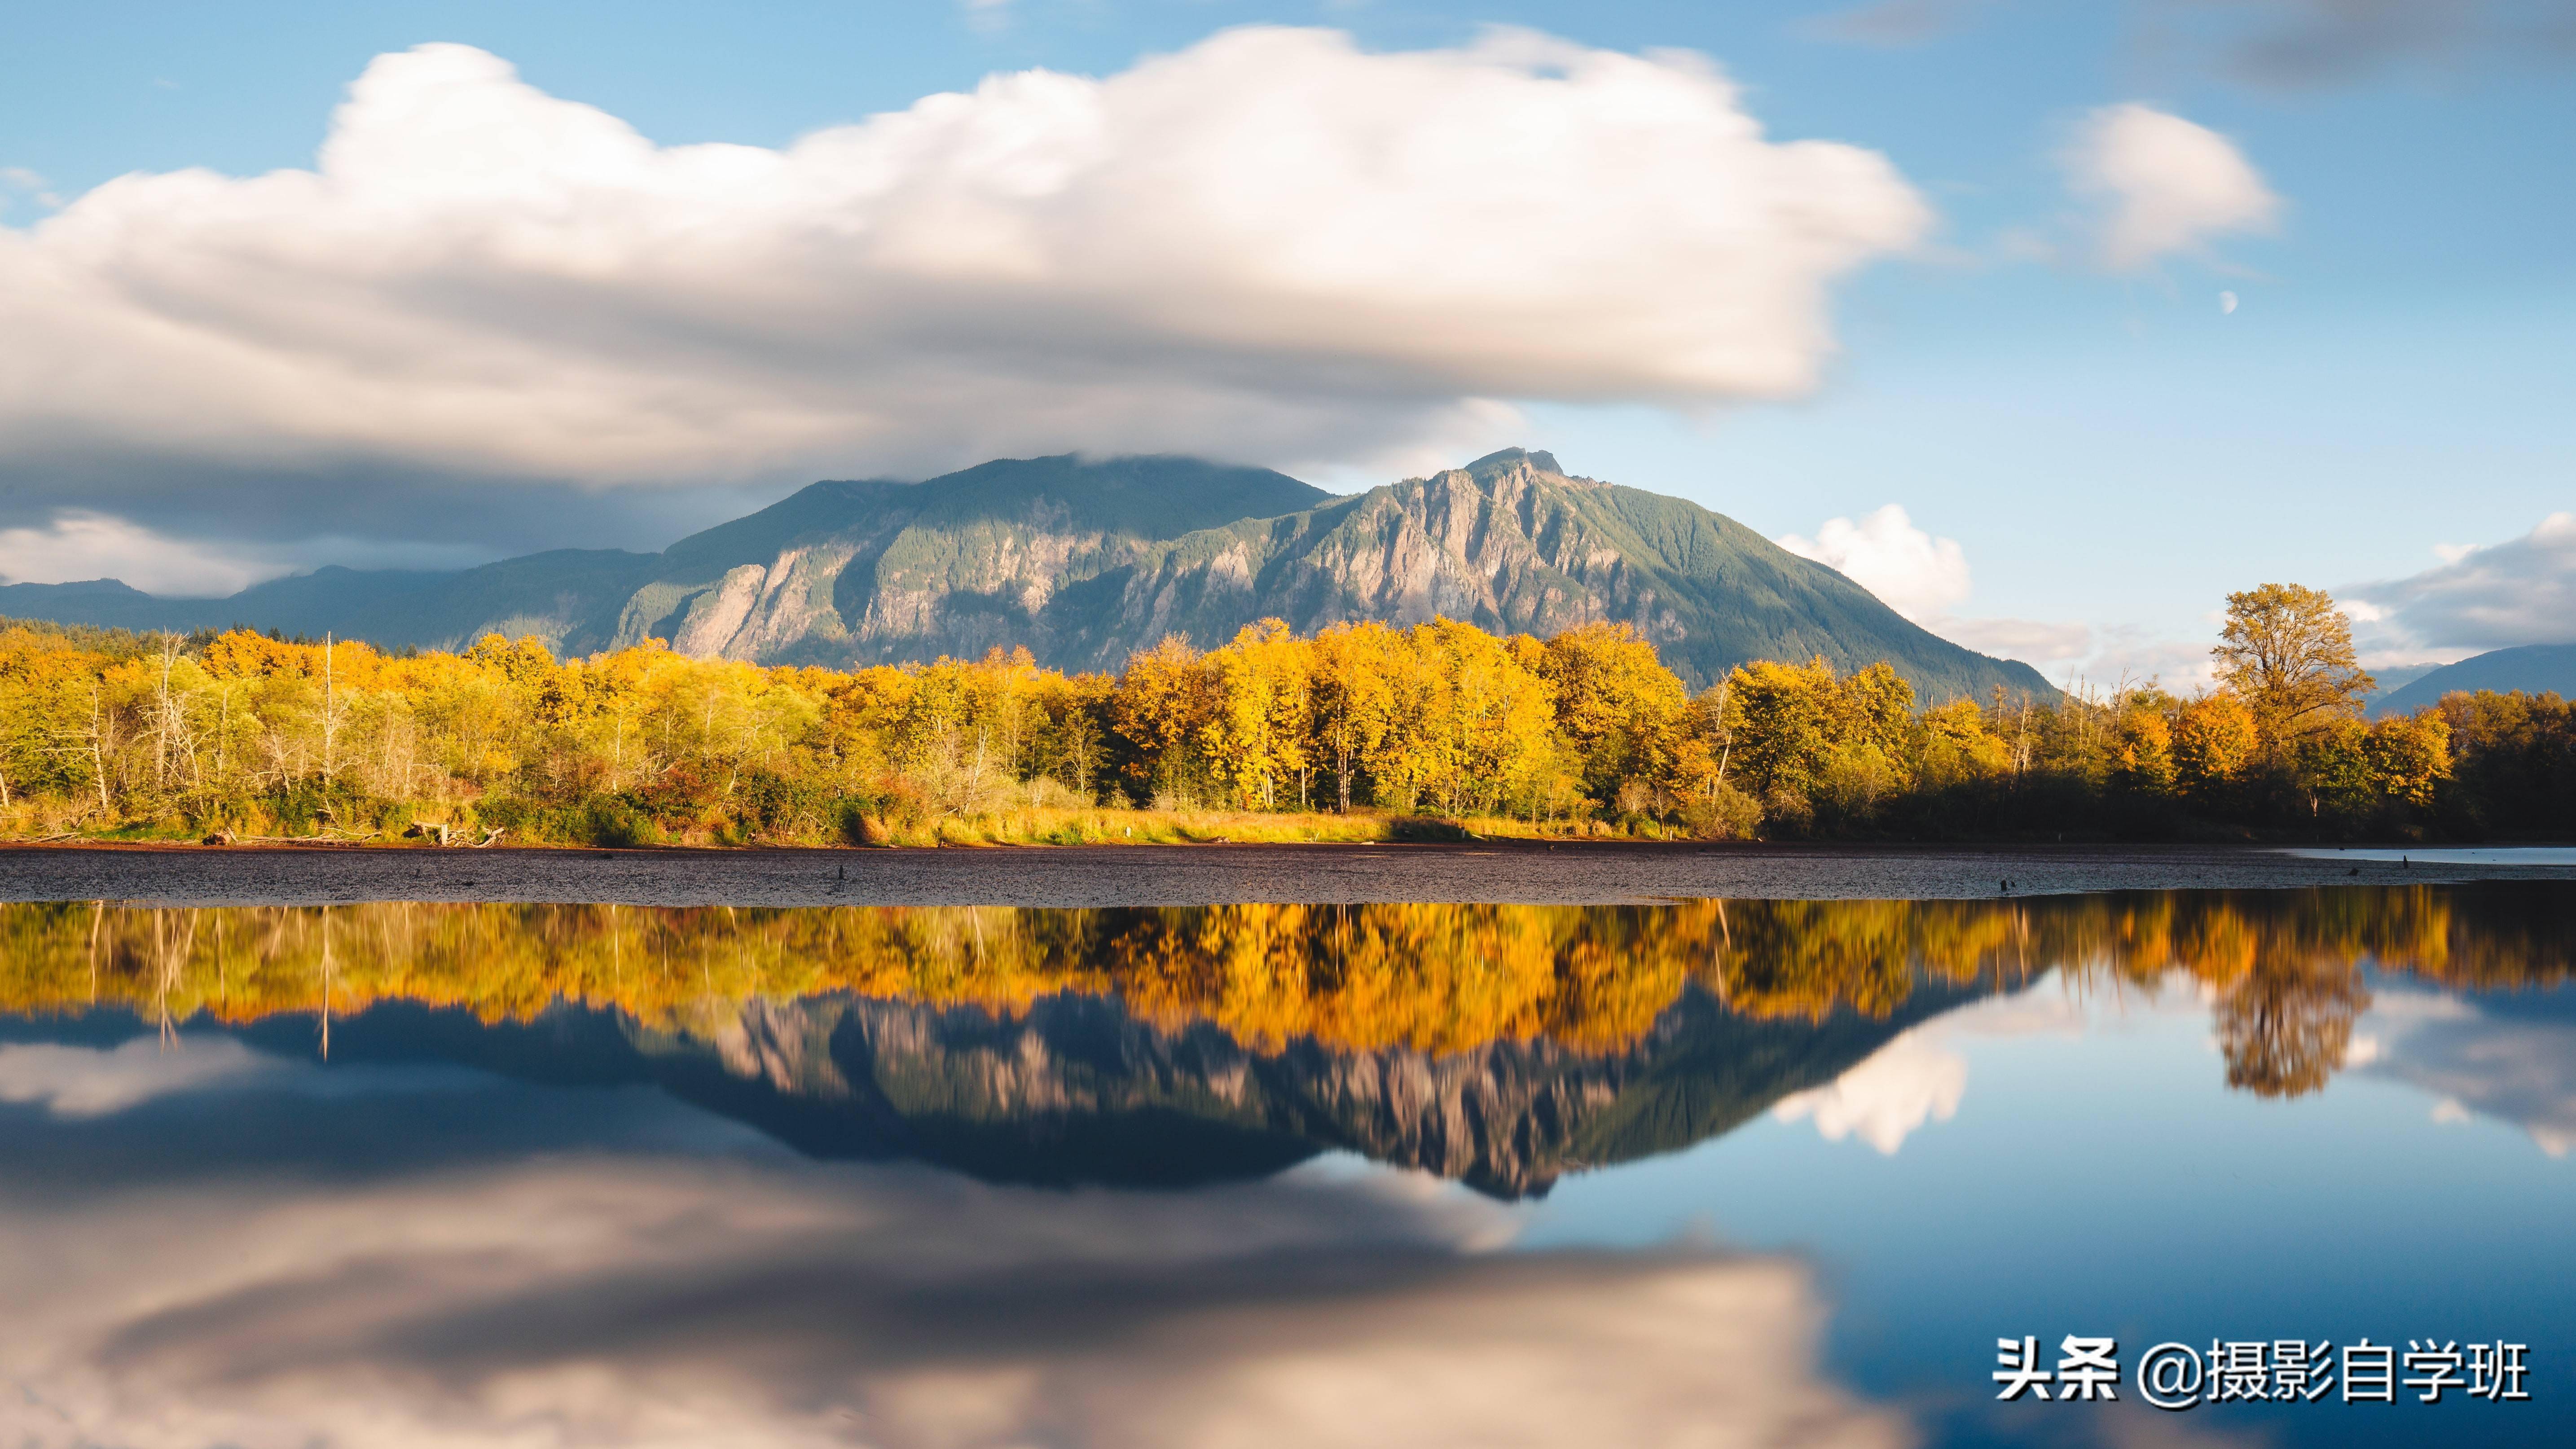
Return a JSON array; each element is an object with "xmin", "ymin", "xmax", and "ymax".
[{"xmin": 2, "ymin": 0, "xmax": 2570, "ymax": 681}]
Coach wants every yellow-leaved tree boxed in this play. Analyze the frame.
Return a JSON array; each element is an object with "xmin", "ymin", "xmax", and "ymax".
[
  {"xmin": 2211, "ymin": 584, "xmax": 2375, "ymax": 749},
  {"xmin": 1535, "ymin": 621, "xmax": 1685, "ymax": 812},
  {"xmin": 1306, "ymin": 622, "xmax": 1398, "ymax": 813},
  {"xmin": 1201, "ymin": 619, "xmax": 1315, "ymax": 810}
]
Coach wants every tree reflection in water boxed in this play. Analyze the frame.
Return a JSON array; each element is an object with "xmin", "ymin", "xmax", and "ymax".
[
  {"xmin": 0, "ymin": 884, "xmax": 2566, "ymax": 1126},
  {"xmin": 2216, "ymin": 956, "xmax": 2373, "ymax": 1098}
]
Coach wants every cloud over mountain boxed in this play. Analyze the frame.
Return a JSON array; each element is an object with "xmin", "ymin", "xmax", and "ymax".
[
  {"xmin": 1779, "ymin": 504, "xmax": 2091, "ymax": 672},
  {"xmin": 2346, "ymin": 512, "xmax": 2576, "ymax": 654},
  {"xmin": 1778, "ymin": 505, "xmax": 1970, "ymax": 623},
  {"xmin": 0, "ymin": 27, "xmax": 1928, "ymax": 549}
]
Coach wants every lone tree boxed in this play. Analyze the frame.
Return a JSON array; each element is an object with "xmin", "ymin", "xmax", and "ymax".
[{"xmin": 2211, "ymin": 584, "xmax": 2374, "ymax": 741}]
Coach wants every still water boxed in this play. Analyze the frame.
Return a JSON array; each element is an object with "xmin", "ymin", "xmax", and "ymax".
[{"xmin": 0, "ymin": 885, "xmax": 2567, "ymax": 1447}]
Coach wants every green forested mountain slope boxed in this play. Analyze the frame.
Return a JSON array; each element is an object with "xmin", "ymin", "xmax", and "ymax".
[{"xmin": 0, "ymin": 449, "xmax": 2049, "ymax": 698}]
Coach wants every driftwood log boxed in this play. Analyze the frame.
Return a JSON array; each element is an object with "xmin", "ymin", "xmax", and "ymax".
[{"xmin": 401, "ymin": 822, "xmax": 506, "ymax": 847}]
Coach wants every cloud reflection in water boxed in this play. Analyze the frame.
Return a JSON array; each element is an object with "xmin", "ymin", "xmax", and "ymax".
[
  {"xmin": 0, "ymin": 1036, "xmax": 283, "ymax": 1117},
  {"xmin": 2356, "ymin": 986, "xmax": 2576, "ymax": 1157},
  {"xmin": 0, "ymin": 1071, "xmax": 1907, "ymax": 1449}
]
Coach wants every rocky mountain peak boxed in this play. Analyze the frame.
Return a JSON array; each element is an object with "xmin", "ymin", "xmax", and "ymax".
[{"xmin": 1458, "ymin": 446, "xmax": 1570, "ymax": 483}]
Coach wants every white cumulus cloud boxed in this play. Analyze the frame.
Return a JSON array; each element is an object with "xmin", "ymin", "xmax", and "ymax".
[
  {"xmin": 1778, "ymin": 505, "xmax": 1970, "ymax": 622},
  {"xmin": 2346, "ymin": 512, "xmax": 2576, "ymax": 654},
  {"xmin": 2072, "ymin": 624, "xmax": 2223, "ymax": 691},
  {"xmin": 1778, "ymin": 504, "xmax": 2090, "ymax": 671},
  {"xmin": 0, "ymin": 29, "xmax": 1930, "ymax": 497},
  {"xmin": 1938, "ymin": 616, "xmax": 2095, "ymax": 667},
  {"xmin": 2061, "ymin": 103, "xmax": 2281, "ymax": 269}
]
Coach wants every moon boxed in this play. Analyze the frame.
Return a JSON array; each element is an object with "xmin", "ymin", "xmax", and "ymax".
[{"xmin": 2220, "ymin": 291, "xmax": 2239, "ymax": 315}]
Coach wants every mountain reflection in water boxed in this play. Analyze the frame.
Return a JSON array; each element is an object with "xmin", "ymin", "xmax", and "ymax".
[
  {"xmin": 2, "ymin": 887, "xmax": 2567, "ymax": 1194},
  {"xmin": 4, "ymin": 884, "xmax": 2574, "ymax": 1449}
]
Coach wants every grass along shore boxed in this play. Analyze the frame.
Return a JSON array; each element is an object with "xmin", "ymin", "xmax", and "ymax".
[{"xmin": 0, "ymin": 805, "xmax": 1697, "ymax": 850}]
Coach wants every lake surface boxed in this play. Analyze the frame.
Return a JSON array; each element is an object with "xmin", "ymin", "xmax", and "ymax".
[{"xmin": 1, "ymin": 866, "xmax": 2570, "ymax": 1446}]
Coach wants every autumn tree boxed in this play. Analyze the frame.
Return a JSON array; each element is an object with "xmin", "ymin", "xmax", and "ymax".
[
  {"xmin": 1718, "ymin": 657, "xmax": 1919, "ymax": 825},
  {"xmin": 1536, "ymin": 622, "xmax": 1684, "ymax": 808},
  {"xmin": 1202, "ymin": 620, "xmax": 1314, "ymax": 810},
  {"xmin": 1306, "ymin": 623, "xmax": 1397, "ymax": 812},
  {"xmin": 2172, "ymin": 694, "xmax": 2258, "ymax": 799},
  {"xmin": 1110, "ymin": 635, "xmax": 1218, "ymax": 807},
  {"xmin": 2211, "ymin": 584, "xmax": 2374, "ymax": 745},
  {"xmin": 1915, "ymin": 697, "xmax": 2008, "ymax": 790},
  {"xmin": 1370, "ymin": 619, "xmax": 1558, "ymax": 817},
  {"xmin": 2111, "ymin": 705, "xmax": 2177, "ymax": 795},
  {"xmin": 0, "ymin": 601, "xmax": 2540, "ymax": 846},
  {"xmin": 1721, "ymin": 657, "xmax": 1844, "ymax": 804},
  {"xmin": 2363, "ymin": 713, "xmax": 2453, "ymax": 810}
]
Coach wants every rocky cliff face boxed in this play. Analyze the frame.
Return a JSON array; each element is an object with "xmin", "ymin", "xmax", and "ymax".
[
  {"xmin": 614, "ymin": 447, "xmax": 2046, "ymax": 698},
  {"xmin": 1105, "ymin": 452, "xmax": 1663, "ymax": 657},
  {"xmin": 600, "ymin": 455, "xmax": 1335, "ymax": 669},
  {"xmin": 1079, "ymin": 452, "xmax": 1738, "ymax": 681}
]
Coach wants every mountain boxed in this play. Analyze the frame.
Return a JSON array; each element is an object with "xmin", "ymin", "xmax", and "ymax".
[
  {"xmin": 2361, "ymin": 662, "xmax": 2443, "ymax": 713},
  {"xmin": 0, "ymin": 449, "xmax": 2049, "ymax": 697},
  {"xmin": 2373, "ymin": 643, "xmax": 2576, "ymax": 716}
]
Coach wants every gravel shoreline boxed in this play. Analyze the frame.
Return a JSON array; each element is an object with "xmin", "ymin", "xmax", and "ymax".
[{"xmin": 2, "ymin": 840, "xmax": 2571, "ymax": 907}]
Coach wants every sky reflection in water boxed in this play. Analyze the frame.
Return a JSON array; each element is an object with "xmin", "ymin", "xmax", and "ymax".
[{"xmin": 0, "ymin": 885, "xmax": 2568, "ymax": 1448}]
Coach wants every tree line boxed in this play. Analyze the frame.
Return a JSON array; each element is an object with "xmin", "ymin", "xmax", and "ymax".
[{"xmin": 0, "ymin": 581, "xmax": 2565, "ymax": 844}]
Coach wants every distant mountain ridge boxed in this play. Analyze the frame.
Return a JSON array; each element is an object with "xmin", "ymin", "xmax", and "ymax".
[
  {"xmin": 2373, "ymin": 643, "xmax": 2576, "ymax": 716},
  {"xmin": 0, "ymin": 449, "xmax": 2051, "ymax": 698}
]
